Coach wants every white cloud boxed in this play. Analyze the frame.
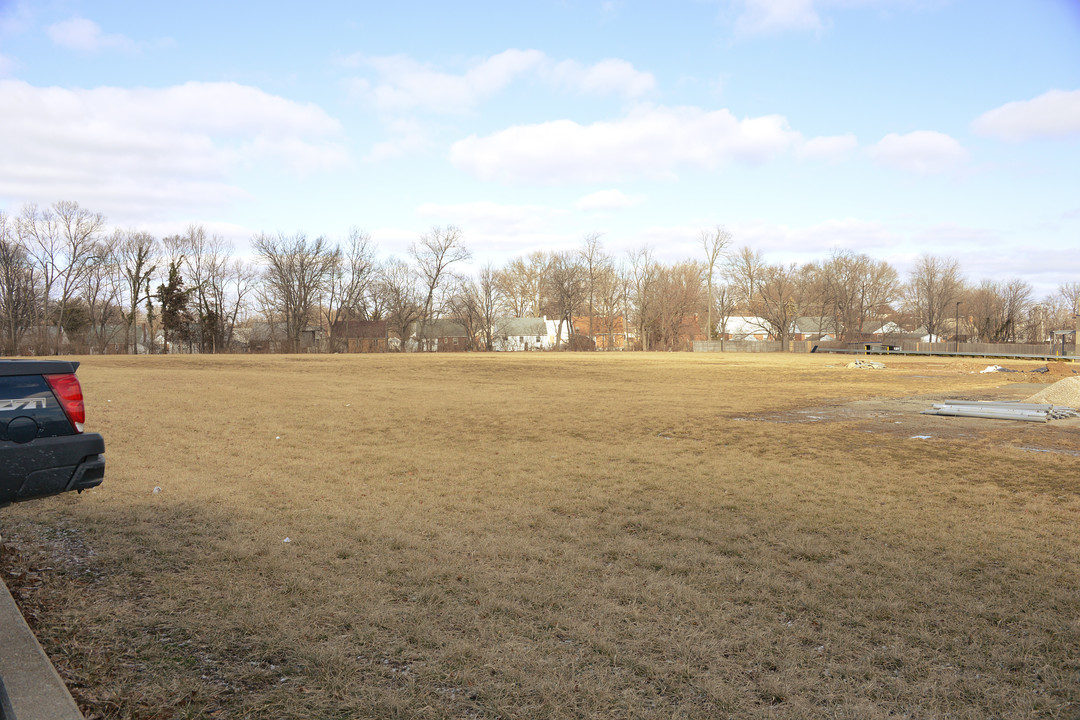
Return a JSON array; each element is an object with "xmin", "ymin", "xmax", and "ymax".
[
  {"xmin": 735, "ymin": 0, "xmax": 823, "ymax": 35},
  {"xmin": 46, "ymin": 16, "xmax": 133, "ymax": 52},
  {"xmin": 0, "ymin": 53, "xmax": 13, "ymax": 76},
  {"xmin": 869, "ymin": 131, "xmax": 967, "ymax": 174},
  {"xmin": 973, "ymin": 89, "xmax": 1080, "ymax": 141},
  {"xmin": 575, "ymin": 189, "xmax": 645, "ymax": 212},
  {"xmin": 450, "ymin": 104, "xmax": 807, "ymax": 184},
  {"xmin": 0, "ymin": 80, "xmax": 348, "ymax": 219},
  {"xmin": 796, "ymin": 133, "xmax": 857, "ymax": 161},
  {"xmin": 415, "ymin": 201, "xmax": 559, "ymax": 234},
  {"xmin": 731, "ymin": 1, "xmax": 913, "ymax": 36},
  {"xmin": 545, "ymin": 58, "xmax": 655, "ymax": 98},
  {"xmin": 349, "ymin": 50, "xmax": 545, "ymax": 113},
  {"xmin": 348, "ymin": 50, "xmax": 654, "ymax": 114}
]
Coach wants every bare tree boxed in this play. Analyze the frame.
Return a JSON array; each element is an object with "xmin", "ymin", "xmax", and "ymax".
[
  {"xmin": 411, "ymin": 225, "xmax": 470, "ymax": 350},
  {"xmin": 965, "ymin": 279, "xmax": 1032, "ymax": 342},
  {"xmin": 117, "ymin": 229, "xmax": 157, "ymax": 353},
  {"xmin": 628, "ymin": 246, "xmax": 659, "ymax": 350},
  {"xmin": 546, "ymin": 251, "xmax": 587, "ymax": 349},
  {"xmin": 653, "ymin": 261, "xmax": 706, "ymax": 350},
  {"xmin": 253, "ymin": 232, "xmax": 337, "ymax": 353},
  {"xmin": 593, "ymin": 259, "xmax": 625, "ymax": 350},
  {"xmin": 814, "ymin": 250, "xmax": 899, "ymax": 340},
  {"xmin": 579, "ymin": 233, "xmax": 608, "ymax": 349},
  {"xmin": 0, "ymin": 212, "xmax": 38, "ymax": 355},
  {"xmin": 378, "ymin": 258, "xmax": 422, "ymax": 351},
  {"xmin": 906, "ymin": 255, "xmax": 963, "ymax": 342},
  {"xmin": 18, "ymin": 201, "xmax": 106, "ymax": 353},
  {"xmin": 82, "ymin": 233, "xmax": 123, "ymax": 353},
  {"xmin": 177, "ymin": 225, "xmax": 237, "ymax": 353},
  {"xmin": 754, "ymin": 263, "xmax": 803, "ymax": 346},
  {"xmin": 323, "ymin": 228, "xmax": 377, "ymax": 352},
  {"xmin": 447, "ymin": 263, "xmax": 501, "ymax": 350},
  {"xmin": 714, "ymin": 282, "xmax": 736, "ymax": 340},
  {"xmin": 701, "ymin": 226, "xmax": 731, "ymax": 340},
  {"xmin": 495, "ymin": 251, "xmax": 550, "ymax": 317},
  {"xmin": 723, "ymin": 245, "xmax": 766, "ymax": 315},
  {"xmin": 1058, "ymin": 282, "xmax": 1080, "ymax": 315},
  {"xmin": 223, "ymin": 258, "xmax": 256, "ymax": 350}
]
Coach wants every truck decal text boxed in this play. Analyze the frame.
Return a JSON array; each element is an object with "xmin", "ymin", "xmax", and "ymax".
[{"xmin": 0, "ymin": 397, "xmax": 47, "ymax": 411}]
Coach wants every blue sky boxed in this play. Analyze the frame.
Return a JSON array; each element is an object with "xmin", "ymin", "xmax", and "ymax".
[{"xmin": 1, "ymin": 0, "xmax": 1078, "ymax": 296}]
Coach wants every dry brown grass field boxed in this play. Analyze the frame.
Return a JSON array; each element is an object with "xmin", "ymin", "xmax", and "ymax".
[{"xmin": 1, "ymin": 352, "xmax": 1078, "ymax": 719}]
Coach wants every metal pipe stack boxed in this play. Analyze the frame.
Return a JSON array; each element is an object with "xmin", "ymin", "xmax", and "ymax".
[{"xmin": 921, "ymin": 401, "xmax": 1079, "ymax": 422}]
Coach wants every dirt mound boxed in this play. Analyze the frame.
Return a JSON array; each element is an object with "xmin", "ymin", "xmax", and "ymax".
[
  {"xmin": 1023, "ymin": 376, "xmax": 1080, "ymax": 407},
  {"xmin": 1042, "ymin": 361, "xmax": 1078, "ymax": 377}
]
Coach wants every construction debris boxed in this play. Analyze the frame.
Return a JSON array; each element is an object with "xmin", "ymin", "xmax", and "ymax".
[
  {"xmin": 922, "ymin": 400, "xmax": 1078, "ymax": 423},
  {"xmin": 847, "ymin": 359, "xmax": 886, "ymax": 369},
  {"xmin": 979, "ymin": 365, "xmax": 1017, "ymax": 373}
]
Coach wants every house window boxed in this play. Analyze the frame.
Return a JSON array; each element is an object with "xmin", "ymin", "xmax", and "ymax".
[
  {"xmin": 519, "ymin": 336, "xmax": 524, "ymax": 343},
  {"xmin": 536, "ymin": 336, "xmax": 541, "ymax": 343}
]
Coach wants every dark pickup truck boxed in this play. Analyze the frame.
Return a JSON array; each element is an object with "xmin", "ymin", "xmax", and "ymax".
[{"xmin": 0, "ymin": 360, "xmax": 104, "ymax": 508}]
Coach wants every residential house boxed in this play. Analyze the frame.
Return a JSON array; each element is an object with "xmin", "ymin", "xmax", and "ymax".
[
  {"xmin": 235, "ymin": 321, "xmax": 288, "ymax": 353},
  {"xmin": 407, "ymin": 319, "xmax": 471, "ymax": 352},
  {"xmin": 862, "ymin": 320, "xmax": 907, "ymax": 339},
  {"xmin": 543, "ymin": 316, "xmax": 575, "ymax": 349},
  {"xmin": 571, "ymin": 315, "xmax": 631, "ymax": 350},
  {"xmin": 298, "ymin": 325, "xmax": 327, "ymax": 352},
  {"xmin": 491, "ymin": 317, "xmax": 549, "ymax": 351},
  {"xmin": 332, "ymin": 319, "xmax": 389, "ymax": 353},
  {"xmin": 718, "ymin": 316, "xmax": 771, "ymax": 341}
]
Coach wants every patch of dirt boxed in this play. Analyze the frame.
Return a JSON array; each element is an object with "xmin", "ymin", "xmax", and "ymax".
[
  {"xmin": 967, "ymin": 361, "xmax": 1078, "ymax": 383},
  {"xmin": 739, "ymin": 382, "xmax": 1080, "ymax": 453}
]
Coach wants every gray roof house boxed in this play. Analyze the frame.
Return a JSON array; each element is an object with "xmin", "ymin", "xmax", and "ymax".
[{"xmin": 492, "ymin": 317, "xmax": 549, "ymax": 351}]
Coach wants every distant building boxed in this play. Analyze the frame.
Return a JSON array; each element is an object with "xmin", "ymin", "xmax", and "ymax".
[
  {"xmin": 406, "ymin": 319, "xmax": 470, "ymax": 352},
  {"xmin": 571, "ymin": 315, "xmax": 631, "ymax": 350},
  {"xmin": 718, "ymin": 316, "xmax": 771, "ymax": 341},
  {"xmin": 332, "ymin": 320, "xmax": 388, "ymax": 352},
  {"xmin": 491, "ymin": 317, "xmax": 550, "ymax": 351}
]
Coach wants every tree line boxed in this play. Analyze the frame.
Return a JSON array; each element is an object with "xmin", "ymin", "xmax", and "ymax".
[{"xmin": 0, "ymin": 201, "xmax": 1077, "ymax": 355}]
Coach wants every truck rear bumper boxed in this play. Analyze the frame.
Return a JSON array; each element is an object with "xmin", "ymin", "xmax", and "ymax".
[{"xmin": 0, "ymin": 434, "xmax": 105, "ymax": 507}]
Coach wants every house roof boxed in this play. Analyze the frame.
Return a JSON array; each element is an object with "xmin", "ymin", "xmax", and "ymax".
[
  {"xmin": 241, "ymin": 321, "xmax": 288, "ymax": 342},
  {"xmin": 333, "ymin": 320, "xmax": 387, "ymax": 338},
  {"xmin": 862, "ymin": 320, "xmax": 904, "ymax": 335},
  {"xmin": 495, "ymin": 317, "xmax": 547, "ymax": 336},
  {"xmin": 409, "ymin": 319, "xmax": 469, "ymax": 338},
  {"xmin": 723, "ymin": 316, "xmax": 769, "ymax": 335},
  {"xmin": 792, "ymin": 316, "xmax": 836, "ymax": 335},
  {"xmin": 571, "ymin": 315, "xmax": 627, "ymax": 334}
]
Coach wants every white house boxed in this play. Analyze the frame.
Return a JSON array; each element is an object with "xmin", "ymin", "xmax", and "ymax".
[
  {"xmin": 491, "ymin": 318, "xmax": 548, "ymax": 351},
  {"xmin": 718, "ymin": 316, "xmax": 771, "ymax": 341},
  {"xmin": 490, "ymin": 317, "xmax": 571, "ymax": 351}
]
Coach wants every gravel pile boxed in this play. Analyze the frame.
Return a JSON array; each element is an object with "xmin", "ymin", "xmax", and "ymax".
[{"xmin": 1023, "ymin": 376, "xmax": 1080, "ymax": 407}]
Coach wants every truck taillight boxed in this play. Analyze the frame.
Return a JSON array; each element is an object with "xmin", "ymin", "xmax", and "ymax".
[{"xmin": 44, "ymin": 373, "xmax": 86, "ymax": 432}]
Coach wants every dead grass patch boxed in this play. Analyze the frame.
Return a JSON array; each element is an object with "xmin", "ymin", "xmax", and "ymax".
[{"xmin": 1, "ymin": 352, "xmax": 1078, "ymax": 719}]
